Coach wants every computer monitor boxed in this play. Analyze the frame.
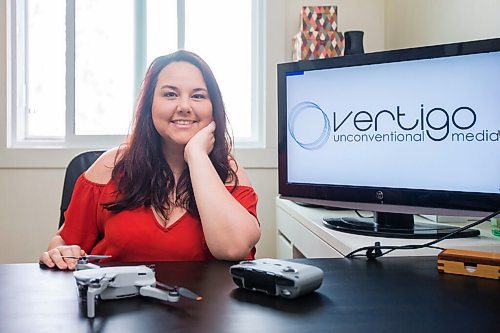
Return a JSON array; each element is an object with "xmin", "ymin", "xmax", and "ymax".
[{"xmin": 277, "ymin": 38, "xmax": 500, "ymax": 239}]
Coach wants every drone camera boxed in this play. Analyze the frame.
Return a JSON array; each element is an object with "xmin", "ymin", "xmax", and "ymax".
[{"xmin": 77, "ymin": 284, "xmax": 88, "ymax": 301}]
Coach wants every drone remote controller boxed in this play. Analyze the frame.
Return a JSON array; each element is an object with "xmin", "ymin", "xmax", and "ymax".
[{"xmin": 230, "ymin": 258, "xmax": 323, "ymax": 299}]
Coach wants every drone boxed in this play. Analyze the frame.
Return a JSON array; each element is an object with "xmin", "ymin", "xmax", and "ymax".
[{"xmin": 63, "ymin": 255, "xmax": 202, "ymax": 318}]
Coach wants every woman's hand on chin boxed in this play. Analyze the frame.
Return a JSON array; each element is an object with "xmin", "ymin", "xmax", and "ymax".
[{"xmin": 184, "ymin": 121, "xmax": 216, "ymax": 163}]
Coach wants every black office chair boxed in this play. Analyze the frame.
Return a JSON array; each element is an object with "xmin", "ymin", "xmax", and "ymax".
[{"xmin": 58, "ymin": 150, "xmax": 106, "ymax": 228}]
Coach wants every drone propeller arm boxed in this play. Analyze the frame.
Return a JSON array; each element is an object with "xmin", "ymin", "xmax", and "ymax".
[
  {"xmin": 61, "ymin": 255, "xmax": 111, "ymax": 271},
  {"xmin": 76, "ymin": 262, "xmax": 100, "ymax": 271},
  {"xmin": 155, "ymin": 282, "xmax": 203, "ymax": 301},
  {"xmin": 87, "ymin": 279, "xmax": 110, "ymax": 318},
  {"xmin": 140, "ymin": 286, "xmax": 180, "ymax": 303}
]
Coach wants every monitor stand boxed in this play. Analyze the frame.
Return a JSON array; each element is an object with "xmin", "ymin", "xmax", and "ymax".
[{"xmin": 323, "ymin": 212, "xmax": 480, "ymax": 239}]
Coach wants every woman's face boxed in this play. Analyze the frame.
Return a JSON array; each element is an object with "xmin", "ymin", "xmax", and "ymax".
[{"xmin": 151, "ymin": 61, "xmax": 213, "ymax": 148}]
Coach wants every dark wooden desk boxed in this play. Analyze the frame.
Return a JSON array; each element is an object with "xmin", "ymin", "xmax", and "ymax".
[{"xmin": 0, "ymin": 257, "xmax": 497, "ymax": 333}]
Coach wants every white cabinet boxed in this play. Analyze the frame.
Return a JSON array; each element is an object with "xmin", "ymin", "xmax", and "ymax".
[
  {"xmin": 276, "ymin": 197, "xmax": 500, "ymax": 259},
  {"xmin": 277, "ymin": 206, "xmax": 343, "ymax": 258}
]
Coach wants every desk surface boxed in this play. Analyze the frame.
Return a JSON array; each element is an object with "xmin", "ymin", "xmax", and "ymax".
[{"xmin": 0, "ymin": 258, "xmax": 498, "ymax": 333}]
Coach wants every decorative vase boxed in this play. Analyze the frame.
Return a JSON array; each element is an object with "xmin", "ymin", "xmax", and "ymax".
[{"xmin": 344, "ymin": 31, "xmax": 364, "ymax": 55}]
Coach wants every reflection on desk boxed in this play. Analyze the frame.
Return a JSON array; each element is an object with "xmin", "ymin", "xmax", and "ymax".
[{"xmin": 0, "ymin": 258, "xmax": 498, "ymax": 333}]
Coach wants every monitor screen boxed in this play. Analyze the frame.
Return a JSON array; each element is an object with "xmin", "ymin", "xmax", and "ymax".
[{"xmin": 277, "ymin": 38, "xmax": 500, "ymax": 239}]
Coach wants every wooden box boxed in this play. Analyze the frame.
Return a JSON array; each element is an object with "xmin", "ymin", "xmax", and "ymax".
[{"xmin": 437, "ymin": 248, "xmax": 500, "ymax": 280}]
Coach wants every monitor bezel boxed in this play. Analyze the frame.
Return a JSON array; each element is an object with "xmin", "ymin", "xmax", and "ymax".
[{"xmin": 277, "ymin": 38, "xmax": 500, "ymax": 217}]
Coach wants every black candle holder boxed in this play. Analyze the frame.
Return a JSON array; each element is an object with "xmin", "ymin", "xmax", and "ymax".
[{"xmin": 344, "ymin": 31, "xmax": 365, "ymax": 55}]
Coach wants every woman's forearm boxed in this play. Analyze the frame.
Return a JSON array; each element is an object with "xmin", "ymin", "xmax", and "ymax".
[{"xmin": 187, "ymin": 153, "xmax": 260, "ymax": 260}]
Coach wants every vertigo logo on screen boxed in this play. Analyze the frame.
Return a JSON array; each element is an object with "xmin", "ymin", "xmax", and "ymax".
[
  {"xmin": 288, "ymin": 101, "xmax": 331, "ymax": 150},
  {"xmin": 288, "ymin": 102, "xmax": 500, "ymax": 149}
]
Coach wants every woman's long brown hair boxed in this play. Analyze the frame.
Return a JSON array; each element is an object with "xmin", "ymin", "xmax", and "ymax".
[{"xmin": 102, "ymin": 50, "xmax": 237, "ymax": 220}]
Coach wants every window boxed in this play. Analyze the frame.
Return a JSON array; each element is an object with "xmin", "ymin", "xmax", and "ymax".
[{"xmin": 9, "ymin": 0, "xmax": 264, "ymax": 148}]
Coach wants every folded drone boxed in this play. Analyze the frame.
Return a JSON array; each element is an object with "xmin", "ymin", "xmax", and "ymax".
[{"xmin": 64, "ymin": 255, "xmax": 202, "ymax": 318}]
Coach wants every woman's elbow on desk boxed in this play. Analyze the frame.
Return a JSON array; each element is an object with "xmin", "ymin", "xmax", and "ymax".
[
  {"xmin": 208, "ymin": 225, "xmax": 261, "ymax": 261},
  {"xmin": 211, "ymin": 245, "xmax": 257, "ymax": 261}
]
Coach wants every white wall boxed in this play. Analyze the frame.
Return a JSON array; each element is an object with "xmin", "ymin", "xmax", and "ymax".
[
  {"xmin": 1, "ymin": 0, "xmax": 499, "ymax": 263},
  {"xmin": 385, "ymin": 0, "xmax": 500, "ymax": 50}
]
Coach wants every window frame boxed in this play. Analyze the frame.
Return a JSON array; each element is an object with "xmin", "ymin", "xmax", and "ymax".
[{"xmin": 7, "ymin": 0, "xmax": 266, "ymax": 149}]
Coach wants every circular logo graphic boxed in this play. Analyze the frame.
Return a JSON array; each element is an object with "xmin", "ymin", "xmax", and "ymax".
[{"xmin": 288, "ymin": 101, "xmax": 331, "ymax": 150}]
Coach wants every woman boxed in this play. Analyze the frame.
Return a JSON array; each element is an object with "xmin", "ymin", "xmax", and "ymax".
[{"xmin": 39, "ymin": 51, "xmax": 261, "ymax": 270}]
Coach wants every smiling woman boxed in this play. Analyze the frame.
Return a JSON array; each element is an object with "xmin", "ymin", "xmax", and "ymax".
[
  {"xmin": 38, "ymin": 50, "xmax": 261, "ymax": 269},
  {"xmin": 152, "ymin": 61, "xmax": 214, "ymax": 148}
]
